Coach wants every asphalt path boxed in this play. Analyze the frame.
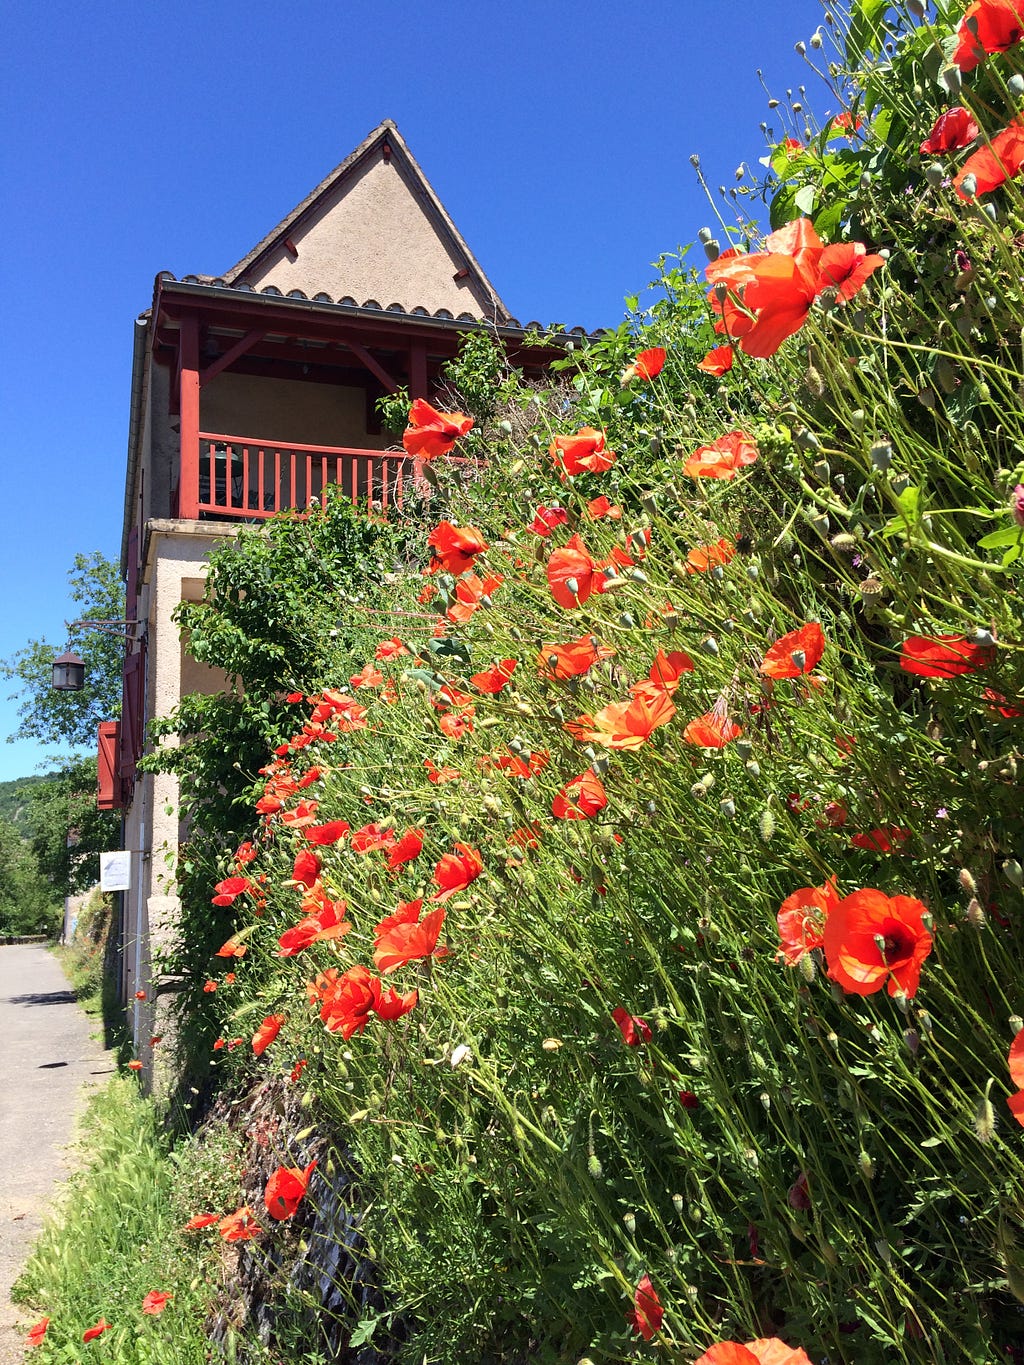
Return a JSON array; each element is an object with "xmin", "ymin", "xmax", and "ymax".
[{"xmin": 0, "ymin": 945, "xmax": 114, "ymax": 1363}]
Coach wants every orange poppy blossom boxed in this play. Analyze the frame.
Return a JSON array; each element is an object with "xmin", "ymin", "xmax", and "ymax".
[
  {"xmin": 386, "ymin": 827, "xmax": 425, "ymax": 871},
  {"xmin": 25, "ymin": 1316, "xmax": 49, "ymax": 1348},
  {"xmin": 218, "ymin": 1207, "xmax": 261, "ymax": 1242},
  {"xmin": 375, "ymin": 636, "xmax": 409, "ymax": 660},
  {"xmin": 83, "ymin": 1320, "xmax": 112, "ymax": 1343},
  {"xmin": 432, "ymin": 844, "xmax": 483, "ymax": 901},
  {"xmin": 822, "ymin": 888, "xmax": 932, "ymax": 998},
  {"xmin": 280, "ymin": 800, "xmax": 321, "ymax": 829},
  {"xmin": 211, "ymin": 875, "xmax": 254, "ymax": 907},
  {"xmin": 625, "ymin": 1273, "xmax": 663, "ymax": 1340},
  {"xmin": 183, "ymin": 1211, "xmax": 220, "ymax": 1230},
  {"xmin": 546, "ymin": 534, "xmax": 608, "ymax": 608},
  {"xmin": 538, "ymin": 633, "xmax": 616, "ymax": 680},
  {"xmin": 318, "ymin": 964, "xmax": 417, "ymax": 1036},
  {"xmin": 439, "ymin": 707, "xmax": 474, "ymax": 740},
  {"xmin": 953, "ymin": 0, "xmax": 1024, "ymax": 70},
  {"xmin": 552, "ymin": 770, "xmax": 608, "ymax": 820},
  {"xmin": 1007, "ymin": 1029, "xmax": 1024, "ymax": 1126},
  {"xmin": 252, "ymin": 1013, "xmax": 286, "ymax": 1056},
  {"xmin": 127, "ymin": 1059, "xmax": 144, "ymax": 1071},
  {"xmin": 372, "ymin": 899, "xmax": 447, "ymax": 972},
  {"xmin": 612, "ymin": 1007, "xmax": 652, "ymax": 1046},
  {"xmin": 574, "ymin": 688, "xmax": 676, "ymax": 751},
  {"xmin": 277, "ymin": 899, "xmax": 352, "ymax": 956},
  {"xmin": 305, "ymin": 820, "xmax": 350, "ymax": 846},
  {"xmin": 777, "ymin": 881, "xmax": 839, "ymax": 965},
  {"xmin": 631, "ymin": 649, "xmax": 695, "ymax": 700},
  {"xmin": 955, "ymin": 117, "xmax": 1024, "ymax": 197},
  {"xmin": 586, "ymin": 494, "xmax": 622, "ymax": 520},
  {"xmin": 694, "ymin": 1339, "xmax": 813, "ymax": 1365},
  {"xmin": 920, "ymin": 106, "xmax": 980, "ymax": 155},
  {"xmin": 446, "ymin": 571, "xmax": 504, "ymax": 624},
  {"xmin": 683, "ymin": 709, "xmax": 743, "ymax": 748},
  {"xmin": 483, "ymin": 747, "xmax": 550, "ymax": 779},
  {"xmin": 687, "ymin": 536, "xmax": 736, "ymax": 572},
  {"xmin": 470, "ymin": 659, "xmax": 517, "ymax": 693},
  {"xmin": 760, "ymin": 622, "xmax": 826, "ymax": 679},
  {"xmin": 141, "ymin": 1291, "xmax": 172, "ymax": 1316},
  {"xmin": 427, "ymin": 521, "xmax": 489, "ymax": 575},
  {"xmin": 683, "ymin": 430, "xmax": 759, "ymax": 479},
  {"xmin": 424, "ymin": 757, "xmax": 461, "ymax": 784},
  {"xmin": 215, "ymin": 936, "xmax": 247, "ymax": 958},
  {"xmin": 402, "ymin": 398, "xmax": 473, "ymax": 460},
  {"xmin": 899, "ymin": 633, "xmax": 995, "ymax": 677},
  {"xmin": 264, "ymin": 1160, "xmax": 317, "ymax": 1221},
  {"xmin": 528, "ymin": 504, "xmax": 569, "ymax": 536},
  {"xmin": 349, "ymin": 662, "xmax": 384, "ymax": 689},
  {"xmin": 620, "ymin": 346, "xmax": 666, "ymax": 384},
  {"xmin": 698, "ymin": 344, "xmax": 734, "ymax": 376},
  {"xmin": 549, "ymin": 427, "xmax": 616, "ymax": 477}
]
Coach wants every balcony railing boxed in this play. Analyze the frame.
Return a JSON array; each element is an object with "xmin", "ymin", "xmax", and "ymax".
[{"xmin": 178, "ymin": 433, "xmax": 422, "ymax": 521}]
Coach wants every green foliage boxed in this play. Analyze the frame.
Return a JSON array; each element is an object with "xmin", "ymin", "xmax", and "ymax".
[
  {"xmin": 0, "ymin": 772, "xmax": 58, "ymax": 835},
  {"xmin": 0, "ymin": 552, "xmax": 125, "ymax": 755},
  {"xmin": 28, "ymin": 758, "xmax": 121, "ymax": 898},
  {"xmin": 0, "ymin": 817, "xmax": 59, "ymax": 936}
]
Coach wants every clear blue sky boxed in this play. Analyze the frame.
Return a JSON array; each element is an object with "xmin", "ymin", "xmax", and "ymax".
[{"xmin": 0, "ymin": 0, "xmax": 831, "ymax": 782}]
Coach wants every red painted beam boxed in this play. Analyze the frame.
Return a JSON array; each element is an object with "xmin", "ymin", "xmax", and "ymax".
[
  {"xmin": 179, "ymin": 315, "xmax": 201, "ymax": 519},
  {"xmin": 336, "ymin": 334, "xmax": 400, "ymax": 393},
  {"xmin": 199, "ymin": 328, "xmax": 266, "ymax": 387}
]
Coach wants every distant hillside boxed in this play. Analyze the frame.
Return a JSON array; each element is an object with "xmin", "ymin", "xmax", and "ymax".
[{"xmin": 0, "ymin": 773, "xmax": 60, "ymax": 836}]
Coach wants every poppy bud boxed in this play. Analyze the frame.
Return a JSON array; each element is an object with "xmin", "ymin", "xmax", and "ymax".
[
  {"xmin": 622, "ymin": 1211, "xmax": 636, "ymax": 1234},
  {"xmin": 702, "ymin": 237, "xmax": 720, "ymax": 261},
  {"xmin": 1004, "ymin": 859, "xmax": 1024, "ymax": 888},
  {"xmin": 565, "ymin": 577, "xmax": 579, "ymax": 596},
  {"xmin": 720, "ymin": 798, "xmax": 736, "ymax": 818},
  {"xmin": 810, "ymin": 27, "xmax": 823, "ymax": 47},
  {"xmin": 702, "ymin": 636, "xmax": 719, "ymax": 655},
  {"xmin": 671, "ymin": 1193, "xmax": 684, "ymax": 1215},
  {"xmin": 858, "ymin": 1151, "xmax": 875, "ymax": 1179},
  {"xmin": 586, "ymin": 1154, "xmax": 603, "ymax": 1178},
  {"xmin": 1010, "ymin": 1015, "xmax": 1024, "ymax": 1036},
  {"xmin": 759, "ymin": 808, "xmax": 775, "ymax": 841}
]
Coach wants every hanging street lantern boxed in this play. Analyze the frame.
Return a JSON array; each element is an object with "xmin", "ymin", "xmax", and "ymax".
[{"xmin": 52, "ymin": 650, "xmax": 86, "ymax": 692}]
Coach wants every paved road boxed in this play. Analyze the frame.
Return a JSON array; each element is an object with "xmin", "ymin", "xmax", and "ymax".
[{"xmin": 0, "ymin": 946, "xmax": 114, "ymax": 1364}]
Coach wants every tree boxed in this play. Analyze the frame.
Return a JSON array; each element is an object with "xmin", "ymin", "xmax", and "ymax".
[
  {"xmin": 28, "ymin": 759, "xmax": 121, "ymax": 898},
  {"xmin": 0, "ymin": 819, "xmax": 60, "ymax": 936},
  {"xmin": 1, "ymin": 552, "xmax": 125, "ymax": 756}
]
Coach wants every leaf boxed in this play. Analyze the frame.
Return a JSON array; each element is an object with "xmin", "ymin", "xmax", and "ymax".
[
  {"xmin": 978, "ymin": 527, "xmax": 1024, "ymax": 550},
  {"xmin": 348, "ymin": 1317, "xmax": 380, "ymax": 1348},
  {"xmin": 880, "ymin": 485, "xmax": 924, "ymax": 539},
  {"xmin": 794, "ymin": 184, "xmax": 817, "ymax": 216},
  {"xmin": 424, "ymin": 637, "xmax": 472, "ymax": 666}
]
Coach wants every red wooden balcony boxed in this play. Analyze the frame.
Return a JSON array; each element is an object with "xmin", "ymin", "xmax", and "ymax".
[{"xmin": 174, "ymin": 433, "xmax": 422, "ymax": 521}]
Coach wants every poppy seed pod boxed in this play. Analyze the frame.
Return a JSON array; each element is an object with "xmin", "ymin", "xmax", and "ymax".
[
  {"xmin": 1003, "ymin": 859, "xmax": 1024, "ymax": 888},
  {"xmin": 925, "ymin": 162, "xmax": 945, "ymax": 188},
  {"xmin": 959, "ymin": 170, "xmax": 977, "ymax": 198}
]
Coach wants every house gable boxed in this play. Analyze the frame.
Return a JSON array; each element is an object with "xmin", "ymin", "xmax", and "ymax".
[{"xmin": 224, "ymin": 121, "xmax": 508, "ymax": 321}]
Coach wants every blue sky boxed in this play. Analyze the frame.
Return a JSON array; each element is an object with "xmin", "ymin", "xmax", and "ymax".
[{"xmin": 0, "ymin": 0, "xmax": 831, "ymax": 782}]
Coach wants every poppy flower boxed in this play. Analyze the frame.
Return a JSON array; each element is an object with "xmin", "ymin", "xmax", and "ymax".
[
  {"xmin": 373, "ymin": 899, "xmax": 447, "ymax": 972},
  {"xmin": 849, "ymin": 826, "xmax": 910, "ymax": 853},
  {"xmin": 470, "ymin": 659, "xmax": 517, "ymax": 693},
  {"xmin": 277, "ymin": 900, "xmax": 352, "ymax": 956},
  {"xmin": 984, "ymin": 687, "xmax": 1024, "ymax": 717},
  {"xmin": 439, "ymin": 708, "xmax": 474, "ymax": 739},
  {"xmin": 829, "ymin": 112, "xmax": 863, "ymax": 136},
  {"xmin": 215, "ymin": 937, "xmax": 247, "ymax": 959},
  {"xmin": 83, "ymin": 1320, "xmax": 112, "ymax": 1343},
  {"xmin": 1008, "ymin": 1030, "xmax": 1024, "ymax": 1126},
  {"xmin": 427, "ymin": 521, "xmax": 489, "ymax": 575},
  {"xmin": 552, "ymin": 770, "xmax": 608, "ymax": 820},
  {"xmin": 351, "ymin": 822, "xmax": 397, "ymax": 854},
  {"xmin": 202, "ymin": 980, "xmax": 218, "ymax": 993},
  {"xmin": 955, "ymin": 117, "xmax": 1024, "ymax": 197},
  {"xmin": 920, "ymin": 107, "xmax": 980, "ymax": 155},
  {"xmin": 372, "ymin": 983, "xmax": 419, "ymax": 1021},
  {"xmin": 538, "ymin": 634, "xmax": 616, "ymax": 680},
  {"xmin": 686, "ymin": 536, "xmax": 736, "ymax": 573},
  {"xmin": 142, "ymin": 1291, "xmax": 172, "ymax": 1316},
  {"xmin": 698, "ymin": 345, "xmax": 734, "ymax": 376},
  {"xmin": 264, "ymin": 1160, "xmax": 317, "ymax": 1221},
  {"xmin": 252, "ymin": 1014, "xmax": 286, "ymax": 1056},
  {"xmin": 683, "ymin": 431, "xmax": 759, "ymax": 479},
  {"xmin": 349, "ymin": 662, "xmax": 384, "ymax": 689},
  {"xmin": 446, "ymin": 571, "xmax": 504, "ymax": 624},
  {"xmin": 402, "ymin": 398, "xmax": 473, "ymax": 460},
  {"xmin": 777, "ymin": 882, "xmax": 838, "ymax": 965},
  {"xmin": 815, "ymin": 243, "xmax": 885, "ymax": 303},
  {"xmin": 218, "ymin": 1207, "xmax": 260, "ymax": 1241},
  {"xmin": 25, "ymin": 1317, "xmax": 49, "ymax": 1347},
  {"xmin": 683, "ymin": 710, "xmax": 742, "ymax": 748},
  {"xmin": 432, "ymin": 844, "xmax": 483, "ymax": 901},
  {"xmin": 586, "ymin": 494, "xmax": 622, "ymax": 520},
  {"xmin": 375, "ymin": 636, "xmax": 409, "ymax": 660},
  {"xmin": 291, "ymin": 848, "xmax": 322, "ymax": 890},
  {"xmin": 823, "ymin": 888, "xmax": 932, "ymax": 998},
  {"xmin": 290, "ymin": 1058, "xmax": 307, "ymax": 1083},
  {"xmin": 235, "ymin": 840, "xmax": 258, "ymax": 864},
  {"xmin": 760, "ymin": 622, "xmax": 826, "ymax": 678},
  {"xmin": 211, "ymin": 876, "xmax": 253, "ymax": 907},
  {"xmin": 183, "ymin": 1212, "xmax": 220, "ymax": 1230},
  {"xmin": 633, "ymin": 649, "xmax": 695, "ymax": 699},
  {"xmin": 486, "ymin": 747, "xmax": 550, "ymax": 779},
  {"xmin": 900, "ymin": 633, "xmax": 995, "ymax": 676},
  {"xmin": 528, "ymin": 504, "xmax": 569, "ymax": 536},
  {"xmin": 549, "ymin": 427, "xmax": 616, "ymax": 477},
  {"xmin": 319, "ymin": 964, "xmax": 379, "ymax": 1038},
  {"xmin": 953, "ymin": 0, "xmax": 1024, "ymax": 70},
  {"xmin": 280, "ymin": 800, "xmax": 321, "ymax": 829},
  {"xmin": 127, "ymin": 1059, "xmax": 143, "ymax": 1071},
  {"xmin": 679, "ymin": 1090, "xmax": 700, "ymax": 1110},
  {"xmin": 387, "ymin": 828, "xmax": 425, "ymax": 871},
  {"xmin": 621, "ymin": 347, "xmax": 667, "ymax": 383},
  {"xmin": 547, "ymin": 535, "xmax": 605, "ymax": 608},
  {"xmin": 424, "ymin": 758, "xmax": 461, "ymax": 784},
  {"xmin": 625, "ymin": 1273, "xmax": 663, "ymax": 1341},
  {"xmin": 579, "ymin": 689, "xmax": 677, "ymax": 751},
  {"xmin": 695, "ymin": 1339, "xmax": 813, "ymax": 1365},
  {"xmin": 612, "ymin": 1007, "xmax": 653, "ymax": 1046}
]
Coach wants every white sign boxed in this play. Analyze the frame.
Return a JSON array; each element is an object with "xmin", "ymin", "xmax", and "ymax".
[{"xmin": 100, "ymin": 850, "xmax": 132, "ymax": 892}]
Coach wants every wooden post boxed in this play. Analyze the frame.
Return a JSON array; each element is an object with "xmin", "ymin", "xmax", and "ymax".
[
  {"xmin": 409, "ymin": 340, "xmax": 428, "ymax": 399},
  {"xmin": 179, "ymin": 315, "xmax": 200, "ymax": 519}
]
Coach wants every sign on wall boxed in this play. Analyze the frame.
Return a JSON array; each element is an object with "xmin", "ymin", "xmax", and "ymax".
[{"xmin": 100, "ymin": 850, "xmax": 132, "ymax": 892}]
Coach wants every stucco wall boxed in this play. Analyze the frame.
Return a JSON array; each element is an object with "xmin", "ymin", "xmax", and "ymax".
[
  {"xmin": 201, "ymin": 372, "xmax": 386, "ymax": 449},
  {"xmin": 244, "ymin": 155, "xmax": 491, "ymax": 316}
]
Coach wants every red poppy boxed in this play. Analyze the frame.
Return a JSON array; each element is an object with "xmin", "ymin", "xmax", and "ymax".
[
  {"xmin": 625, "ymin": 1273, "xmax": 663, "ymax": 1340},
  {"xmin": 849, "ymin": 826, "xmax": 911, "ymax": 853},
  {"xmin": 373, "ymin": 899, "xmax": 447, "ymax": 972},
  {"xmin": 538, "ymin": 634, "xmax": 616, "ymax": 680},
  {"xmin": 291, "ymin": 848, "xmax": 322, "ymax": 889},
  {"xmin": 679, "ymin": 1090, "xmax": 700, "ymax": 1110},
  {"xmin": 683, "ymin": 431, "xmax": 759, "ymax": 479},
  {"xmin": 528, "ymin": 505, "xmax": 569, "ymax": 536},
  {"xmin": 920, "ymin": 107, "xmax": 980, "ymax": 155},
  {"xmin": 578, "ymin": 689, "xmax": 676, "ymax": 751},
  {"xmin": 955, "ymin": 118, "xmax": 1024, "ymax": 196},
  {"xmin": 183, "ymin": 1212, "xmax": 220, "ymax": 1230},
  {"xmin": 777, "ymin": 882, "xmax": 838, "ymax": 965},
  {"xmin": 470, "ymin": 659, "xmax": 518, "ymax": 693},
  {"xmin": 402, "ymin": 398, "xmax": 473, "ymax": 460},
  {"xmin": 815, "ymin": 243, "xmax": 885, "ymax": 303},
  {"xmin": 319, "ymin": 965, "xmax": 378, "ymax": 1038},
  {"xmin": 264, "ymin": 1160, "xmax": 317, "ymax": 1221},
  {"xmin": 486, "ymin": 747, "xmax": 550, "ymax": 779},
  {"xmin": 439, "ymin": 708, "xmax": 474, "ymax": 740},
  {"xmin": 25, "ymin": 1317, "xmax": 49, "ymax": 1348},
  {"xmin": 552, "ymin": 770, "xmax": 608, "ymax": 820},
  {"xmin": 446, "ymin": 570, "xmax": 504, "ymax": 624},
  {"xmin": 760, "ymin": 622, "xmax": 826, "ymax": 679},
  {"xmin": 202, "ymin": 980, "xmax": 218, "ymax": 993},
  {"xmin": 277, "ymin": 900, "xmax": 352, "ymax": 956},
  {"xmin": 549, "ymin": 427, "xmax": 616, "ymax": 477},
  {"xmin": 127, "ymin": 1059, "xmax": 143, "ymax": 1071},
  {"xmin": 280, "ymin": 800, "xmax": 321, "ymax": 828},
  {"xmin": 695, "ymin": 1339, "xmax": 813, "ymax": 1365},
  {"xmin": 252, "ymin": 1014, "xmax": 286, "ymax": 1056},
  {"xmin": 142, "ymin": 1291, "xmax": 172, "ymax": 1316},
  {"xmin": 621, "ymin": 347, "xmax": 667, "ymax": 383},
  {"xmin": 83, "ymin": 1320, "xmax": 112, "ymax": 1343},
  {"xmin": 900, "ymin": 633, "xmax": 995, "ymax": 677},
  {"xmin": 687, "ymin": 537, "xmax": 736, "ymax": 573},
  {"xmin": 351, "ymin": 822, "xmax": 397, "ymax": 854},
  {"xmin": 586, "ymin": 494, "xmax": 622, "ymax": 520},
  {"xmin": 235, "ymin": 840, "xmax": 258, "ymax": 864},
  {"xmin": 547, "ymin": 534, "xmax": 605, "ymax": 608},
  {"xmin": 290, "ymin": 1058, "xmax": 307, "ymax": 1083},
  {"xmin": 427, "ymin": 521, "xmax": 489, "ymax": 575},
  {"xmin": 372, "ymin": 983, "xmax": 419, "ymax": 1021},
  {"xmin": 424, "ymin": 758, "xmax": 461, "ymax": 784},
  {"xmin": 387, "ymin": 828, "xmax": 425, "ymax": 871},
  {"xmin": 698, "ymin": 345, "xmax": 734, "ymax": 376},
  {"xmin": 633, "ymin": 649, "xmax": 695, "ymax": 698},
  {"xmin": 829, "ymin": 112, "xmax": 863, "ymax": 136},
  {"xmin": 683, "ymin": 710, "xmax": 743, "ymax": 748},
  {"xmin": 375, "ymin": 636, "xmax": 409, "ymax": 660},
  {"xmin": 349, "ymin": 662, "xmax": 384, "ymax": 689},
  {"xmin": 612, "ymin": 1007, "xmax": 652, "ymax": 1046},
  {"xmin": 218, "ymin": 1207, "xmax": 260, "ymax": 1242},
  {"xmin": 1008, "ymin": 1031, "xmax": 1024, "ymax": 1126},
  {"xmin": 211, "ymin": 875, "xmax": 253, "ymax": 907},
  {"xmin": 984, "ymin": 687, "xmax": 1024, "ymax": 717},
  {"xmin": 823, "ymin": 888, "xmax": 932, "ymax": 998},
  {"xmin": 953, "ymin": 0, "xmax": 1024, "ymax": 70},
  {"xmin": 215, "ymin": 937, "xmax": 247, "ymax": 959},
  {"xmin": 432, "ymin": 844, "xmax": 483, "ymax": 901}
]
